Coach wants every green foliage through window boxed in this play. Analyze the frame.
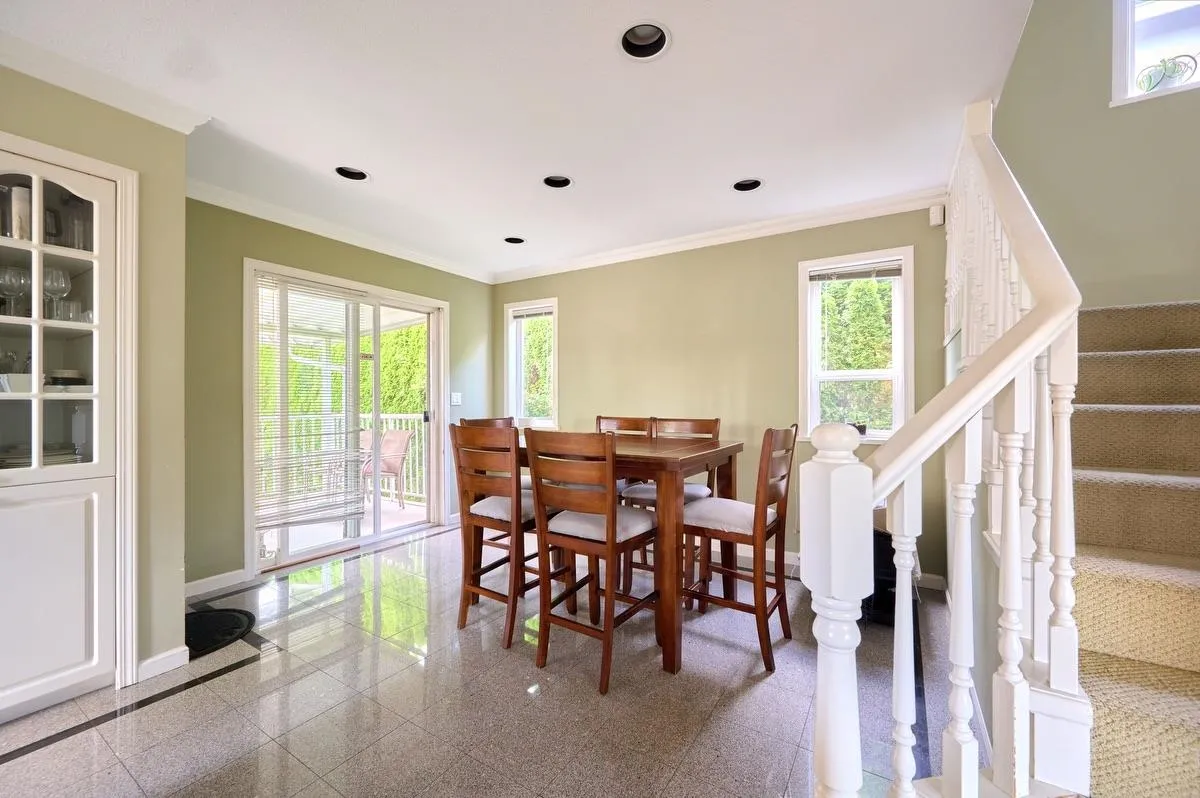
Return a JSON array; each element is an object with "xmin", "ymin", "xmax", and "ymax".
[{"xmin": 814, "ymin": 276, "xmax": 897, "ymax": 432}]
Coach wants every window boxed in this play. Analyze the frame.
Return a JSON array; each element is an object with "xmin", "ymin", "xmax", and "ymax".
[
  {"xmin": 504, "ymin": 298, "xmax": 557, "ymax": 428},
  {"xmin": 798, "ymin": 247, "xmax": 913, "ymax": 441},
  {"xmin": 1113, "ymin": 0, "xmax": 1200, "ymax": 104}
]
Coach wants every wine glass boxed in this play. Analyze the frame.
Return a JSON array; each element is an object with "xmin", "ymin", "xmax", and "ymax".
[
  {"xmin": 0, "ymin": 267, "xmax": 21, "ymax": 316},
  {"xmin": 43, "ymin": 267, "xmax": 71, "ymax": 320}
]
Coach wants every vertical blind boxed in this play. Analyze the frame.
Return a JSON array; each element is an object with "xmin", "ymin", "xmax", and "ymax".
[{"xmin": 253, "ymin": 272, "xmax": 365, "ymax": 530}]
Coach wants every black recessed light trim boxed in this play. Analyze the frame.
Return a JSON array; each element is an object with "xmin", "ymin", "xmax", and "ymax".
[
  {"xmin": 543, "ymin": 175, "xmax": 572, "ymax": 189},
  {"xmin": 622, "ymin": 23, "xmax": 669, "ymax": 59},
  {"xmin": 335, "ymin": 166, "xmax": 369, "ymax": 181},
  {"xmin": 733, "ymin": 178, "xmax": 762, "ymax": 192},
  {"xmin": 504, "ymin": 236, "xmax": 526, "ymax": 244}
]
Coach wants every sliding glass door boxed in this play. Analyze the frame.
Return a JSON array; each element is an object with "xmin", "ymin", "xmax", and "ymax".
[{"xmin": 252, "ymin": 269, "xmax": 438, "ymax": 571}]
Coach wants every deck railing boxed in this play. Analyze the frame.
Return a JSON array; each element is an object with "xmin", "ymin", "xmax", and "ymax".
[{"xmin": 799, "ymin": 102, "xmax": 1090, "ymax": 797}]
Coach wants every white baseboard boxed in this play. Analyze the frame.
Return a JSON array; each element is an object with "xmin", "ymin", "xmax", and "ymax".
[
  {"xmin": 917, "ymin": 573, "xmax": 947, "ymax": 591},
  {"xmin": 137, "ymin": 645, "xmax": 189, "ymax": 682},
  {"xmin": 448, "ymin": 512, "xmax": 461, "ymax": 527},
  {"xmin": 186, "ymin": 569, "xmax": 248, "ymax": 598}
]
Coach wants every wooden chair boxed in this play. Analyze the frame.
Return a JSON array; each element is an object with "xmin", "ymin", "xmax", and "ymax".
[
  {"xmin": 682, "ymin": 425, "xmax": 798, "ymax": 671},
  {"xmin": 360, "ymin": 428, "xmax": 416, "ymax": 507},
  {"xmin": 595, "ymin": 415, "xmax": 653, "ymax": 498},
  {"xmin": 525, "ymin": 429, "xmax": 659, "ymax": 694},
  {"xmin": 459, "ymin": 417, "xmax": 534, "ymax": 488},
  {"xmin": 620, "ymin": 418, "xmax": 721, "ymax": 595},
  {"xmin": 450, "ymin": 423, "xmax": 555, "ymax": 648}
]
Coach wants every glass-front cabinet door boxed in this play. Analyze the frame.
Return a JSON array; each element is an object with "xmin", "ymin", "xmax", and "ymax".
[{"xmin": 0, "ymin": 151, "xmax": 116, "ymax": 486}]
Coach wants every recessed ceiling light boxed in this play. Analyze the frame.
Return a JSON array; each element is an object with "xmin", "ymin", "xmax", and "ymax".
[
  {"xmin": 335, "ymin": 166, "xmax": 369, "ymax": 181},
  {"xmin": 504, "ymin": 236, "xmax": 526, "ymax": 244},
  {"xmin": 733, "ymin": 178, "xmax": 762, "ymax": 192},
  {"xmin": 622, "ymin": 23, "xmax": 669, "ymax": 59},
  {"xmin": 543, "ymin": 175, "xmax": 572, "ymax": 188}
]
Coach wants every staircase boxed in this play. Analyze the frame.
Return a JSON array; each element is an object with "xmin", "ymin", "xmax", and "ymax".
[{"xmin": 1073, "ymin": 301, "xmax": 1200, "ymax": 798}]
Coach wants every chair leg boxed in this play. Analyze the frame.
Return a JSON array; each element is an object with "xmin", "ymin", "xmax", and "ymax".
[
  {"xmin": 501, "ymin": 531, "xmax": 522, "ymax": 649},
  {"xmin": 535, "ymin": 537, "xmax": 552, "ymax": 669},
  {"xmin": 587, "ymin": 555, "xmax": 601, "ymax": 626},
  {"xmin": 598, "ymin": 553, "xmax": 618, "ymax": 695},
  {"xmin": 697, "ymin": 536, "xmax": 712, "ymax": 615},
  {"xmin": 553, "ymin": 548, "xmax": 578, "ymax": 615},
  {"xmin": 774, "ymin": 530, "xmax": 792, "ymax": 640},
  {"xmin": 457, "ymin": 524, "xmax": 477, "ymax": 630},
  {"xmin": 620, "ymin": 550, "xmax": 634, "ymax": 594},
  {"xmin": 470, "ymin": 529, "xmax": 483, "ymax": 605},
  {"xmin": 753, "ymin": 544, "xmax": 775, "ymax": 672},
  {"xmin": 683, "ymin": 534, "xmax": 695, "ymax": 611},
  {"xmin": 720, "ymin": 541, "xmax": 737, "ymax": 600}
]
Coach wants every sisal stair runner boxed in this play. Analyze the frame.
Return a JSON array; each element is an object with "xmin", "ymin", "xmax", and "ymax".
[{"xmin": 1073, "ymin": 301, "xmax": 1200, "ymax": 798}]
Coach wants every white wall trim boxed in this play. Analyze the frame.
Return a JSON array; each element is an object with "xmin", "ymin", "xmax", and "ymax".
[
  {"xmin": 137, "ymin": 645, "xmax": 189, "ymax": 682},
  {"xmin": 0, "ymin": 33, "xmax": 209, "ymax": 134},
  {"xmin": 185, "ymin": 569, "xmax": 248, "ymax": 599},
  {"xmin": 0, "ymin": 130, "xmax": 143, "ymax": 690},
  {"xmin": 498, "ymin": 187, "xmax": 946, "ymax": 284},
  {"xmin": 448, "ymin": 512, "xmax": 461, "ymax": 527},
  {"xmin": 503, "ymin": 297, "xmax": 559, "ymax": 430},
  {"xmin": 188, "ymin": 179, "xmax": 486, "ymax": 283}
]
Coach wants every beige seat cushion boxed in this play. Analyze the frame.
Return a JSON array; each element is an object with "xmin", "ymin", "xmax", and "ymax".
[
  {"xmin": 621, "ymin": 482, "xmax": 712, "ymax": 503},
  {"xmin": 470, "ymin": 491, "xmax": 535, "ymax": 523},
  {"xmin": 683, "ymin": 497, "xmax": 776, "ymax": 534},
  {"xmin": 547, "ymin": 505, "xmax": 656, "ymax": 543}
]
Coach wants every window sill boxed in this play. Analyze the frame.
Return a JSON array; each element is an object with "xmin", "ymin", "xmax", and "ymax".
[
  {"xmin": 799, "ymin": 432, "xmax": 895, "ymax": 446},
  {"xmin": 1111, "ymin": 80, "xmax": 1200, "ymax": 107}
]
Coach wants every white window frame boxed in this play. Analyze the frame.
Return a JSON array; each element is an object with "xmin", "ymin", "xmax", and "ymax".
[
  {"xmin": 1112, "ymin": 0, "xmax": 1200, "ymax": 106},
  {"xmin": 797, "ymin": 246, "xmax": 915, "ymax": 442},
  {"xmin": 504, "ymin": 297, "xmax": 559, "ymax": 429}
]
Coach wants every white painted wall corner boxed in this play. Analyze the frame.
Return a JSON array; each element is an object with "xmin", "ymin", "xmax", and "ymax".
[
  {"xmin": 185, "ymin": 569, "xmax": 248, "ymax": 599},
  {"xmin": 137, "ymin": 645, "xmax": 189, "ymax": 682}
]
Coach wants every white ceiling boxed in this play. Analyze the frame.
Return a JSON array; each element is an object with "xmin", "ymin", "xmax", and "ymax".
[{"xmin": 0, "ymin": 1, "xmax": 1031, "ymax": 283}]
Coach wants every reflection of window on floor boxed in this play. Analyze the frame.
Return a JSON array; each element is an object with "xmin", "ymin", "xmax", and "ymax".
[
  {"xmin": 798, "ymin": 247, "xmax": 913, "ymax": 442},
  {"xmin": 1115, "ymin": 0, "xmax": 1200, "ymax": 102}
]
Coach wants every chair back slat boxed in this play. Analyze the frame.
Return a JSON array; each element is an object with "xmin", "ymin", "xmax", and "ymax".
[
  {"xmin": 655, "ymin": 417, "xmax": 720, "ymax": 439},
  {"xmin": 457, "ymin": 448, "xmax": 513, "ymax": 475},
  {"xmin": 526, "ymin": 429, "xmax": 617, "ymax": 530},
  {"xmin": 753, "ymin": 425, "xmax": 799, "ymax": 528},
  {"xmin": 596, "ymin": 416, "xmax": 654, "ymax": 437},
  {"xmin": 461, "ymin": 417, "xmax": 515, "ymax": 428},
  {"xmin": 450, "ymin": 424, "xmax": 521, "ymax": 509}
]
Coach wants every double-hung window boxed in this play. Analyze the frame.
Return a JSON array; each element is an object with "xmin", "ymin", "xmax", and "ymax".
[
  {"xmin": 1113, "ymin": 0, "xmax": 1200, "ymax": 104},
  {"xmin": 799, "ymin": 247, "xmax": 913, "ymax": 441},
  {"xmin": 504, "ymin": 298, "xmax": 558, "ymax": 428}
]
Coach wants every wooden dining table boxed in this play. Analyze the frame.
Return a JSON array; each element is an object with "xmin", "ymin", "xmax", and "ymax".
[{"xmin": 520, "ymin": 435, "xmax": 744, "ymax": 674}]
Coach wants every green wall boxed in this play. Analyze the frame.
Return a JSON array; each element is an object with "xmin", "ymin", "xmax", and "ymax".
[
  {"xmin": 493, "ymin": 210, "xmax": 951, "ymax": 575},
  {"xmin": 0, "ymin": 67, "xmax": 187, "ymax": 660},
  {"xmin": 995, "ymin": 0, "xmax": 1200, "ymax": 307},
  {"xmin": 184, "ymin": 199, "xmax": 492, "ymax": 582}
]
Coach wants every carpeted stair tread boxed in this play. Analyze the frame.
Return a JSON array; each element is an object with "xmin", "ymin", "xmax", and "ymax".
[
  {"xmin": 1073, "ymin": 404, "xmax": 1200, "ymax": 473},
  {"xmin": 1076, "ymin": 349, "xmax": 1200, "ymax": 405},
  {"xmin": 1075, "ymin": 469, "xmax": 1200, "ymax": 557},
  {"xmin": 1079, "ymin": 649, "xmax": 1200, "ymax": 798},
  {"xmin": 1079, "ymin": 301, "xmax": 1200, "ymax": 354},
  {"xmin": 1075, "ymin": 544, "xmax": 1200, "ymax": 673}
]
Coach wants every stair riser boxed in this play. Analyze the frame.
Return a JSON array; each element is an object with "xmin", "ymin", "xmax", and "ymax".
[
  {"xmin": 1073, "ymin": 409, "xmax": 1200, "ymax": 472},
  {"xmin": 1077, "ymin": 570, "xmax": 1200, "ymax": 673},
  {"xmin": 1077, "ymin": 351, "xmax": 1200, "ymax": 405},
  {"xmin": 1075, "ymin": 477, "xmax": 1200, "ymax": 559},
  {"xmin": 1079, "ymin": 302, "xmax": 1200, "ymax": 353}
]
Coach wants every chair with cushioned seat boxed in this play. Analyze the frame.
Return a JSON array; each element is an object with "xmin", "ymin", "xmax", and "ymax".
[
  {"xmin": 682, "ymin": 425, "xmax": 798, "ymax": 671},
  {"xmin": 451, "ymin": 423, "xmax": 566, "ymax": 647},
  {"xmin": 525, "ymin": 428, "xmax": 659, "ymax": 694},
  {"xmin": 460, "ymin": 417, "xmax": 533, "ymax": 489}
]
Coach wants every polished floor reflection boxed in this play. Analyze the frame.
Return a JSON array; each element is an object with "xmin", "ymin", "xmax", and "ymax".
[{"xmin": 0, "ymin": 529, "xmax": 956, "ymax": 797}]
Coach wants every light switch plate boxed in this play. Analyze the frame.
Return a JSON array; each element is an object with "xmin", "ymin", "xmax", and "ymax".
[{"xmin": 450, "ymin": 392, "xmax": 462, "ymax": 406}]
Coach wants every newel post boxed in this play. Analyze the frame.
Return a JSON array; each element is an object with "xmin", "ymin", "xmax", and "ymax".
[{"xmin": 800, "ymin": 423, "xmax": 874, "ymax": 798}]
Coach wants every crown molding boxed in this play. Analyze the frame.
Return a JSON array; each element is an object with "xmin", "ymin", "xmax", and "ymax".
[
  {"xmin": 186, "ymin": 179, "xmax": 492, "ymax": 283},
  {"xmin": 496, "ymin": 186, "xmax": 948, "ymax": 284},
  {"xmin": 0, "ymin": 33, "xmax": 210, "ymax": 134}
]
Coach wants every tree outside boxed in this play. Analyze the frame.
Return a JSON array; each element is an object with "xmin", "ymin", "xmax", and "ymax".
[
  {"xmin": 520, "ymin": 316, "xmax": 553, "ymax": 419},
  {"xmin": 816, "ymin": 277, "xmax": 895, "ymax": 431}
]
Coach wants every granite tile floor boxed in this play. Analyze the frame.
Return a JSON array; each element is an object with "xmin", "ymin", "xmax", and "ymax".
[{"xmin": 0, "ymin": 528, "xmax": 958, "ymax": 797}]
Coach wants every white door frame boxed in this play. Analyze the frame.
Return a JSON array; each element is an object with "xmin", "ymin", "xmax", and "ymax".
[
  {"xmin": 241, "ymin": 257, "xmax": 450, "ymax": 579},
  {"xmin": 0, "ymin": 129, "xmax": 140, "ymax": 689}
]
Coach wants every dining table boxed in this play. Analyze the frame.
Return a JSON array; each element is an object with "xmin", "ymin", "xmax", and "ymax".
[{"xmin": 520, "ymin": 435, "xmax": 744, "ymax": 674}]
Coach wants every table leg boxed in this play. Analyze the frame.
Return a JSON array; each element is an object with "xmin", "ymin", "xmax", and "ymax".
[
  {"xmin": 716, "ymin": 454, "xmax": 738, "ymax": 599},
  {"xmin": 655, "ymin": 468, "xmax": 684, "ymax": 673}
]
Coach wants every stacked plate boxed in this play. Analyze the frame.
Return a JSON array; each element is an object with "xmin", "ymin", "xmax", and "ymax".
[{"xmin": 0, "ymin": 443, "xmax": 83, "ymax": 468}]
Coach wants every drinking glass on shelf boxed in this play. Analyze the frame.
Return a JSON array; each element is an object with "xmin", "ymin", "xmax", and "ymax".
[
  {"xmin": 43, "ymin": 267, "xmax": 71, "ymax": 320},
  {"xmin": 0, "ymin": 267, "xmax": 21, "ymax": 315},
  {"xmin": 61, "ymin": 300, "xmax": 81, "ymax": 322}
]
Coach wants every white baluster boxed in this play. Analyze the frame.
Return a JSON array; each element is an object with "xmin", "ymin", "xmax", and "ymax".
[
  {"xmin": 993, "ymin": 373, "xmax": 1031, "ymax": 797},
  {"xmin": 888, "ymin": 475, "xmax": 922, "ymax": 798},
  {"xmin": 944, "ymin": 414, "xmax": 982, "ymax": 798},
  {"xmin": 799, "ymin": 424, "xmax": 874, "ymax": 798},
  {"xmin": 1020, "ymin": 362, "xmax": 1037, "ymax": 642},
  {"xmin": 982, "ymin": 403, "xmax": 1002, "ymax": 538},
  {"xmin": 1032, "ymin": 351, "xmax": 1054, "ymax": 663},
  {"xmin": 1049, "ymin": 325, "xmax": 1080, "ymax": 692}
]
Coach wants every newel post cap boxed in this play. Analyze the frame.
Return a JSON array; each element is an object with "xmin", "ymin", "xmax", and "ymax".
[{"xmin": 811, "ymin": 423, "xmax": 861, "ymax": 458}]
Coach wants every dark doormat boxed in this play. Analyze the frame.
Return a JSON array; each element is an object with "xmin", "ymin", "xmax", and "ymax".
[{"xmin": 185, "ymin": 609, "xmax": 256, "ymax": 660}]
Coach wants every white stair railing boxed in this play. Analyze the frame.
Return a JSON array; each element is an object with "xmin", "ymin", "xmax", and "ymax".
[{"xmin": 799, "ymin": 101, "xmax": 1089, "ymax": 797}]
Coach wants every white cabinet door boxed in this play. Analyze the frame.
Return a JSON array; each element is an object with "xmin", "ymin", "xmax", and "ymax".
[{"xmin": 0, "ymin": 477, "xmax": 114, "ymax": 722}]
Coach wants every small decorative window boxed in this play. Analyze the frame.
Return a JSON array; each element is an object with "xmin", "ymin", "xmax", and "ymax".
[
  {"xmin": 1114, "ymin": 0, "xmax": 1200, "ymax": 104},
  {"xmin": 504, "ymin": 298, "xmax": 557, "ymax": 428}
]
